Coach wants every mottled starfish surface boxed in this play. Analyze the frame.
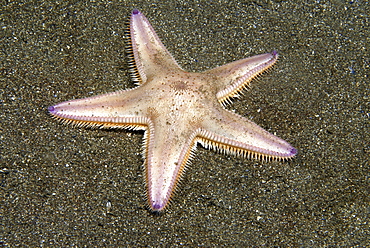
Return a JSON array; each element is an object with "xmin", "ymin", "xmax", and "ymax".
[{"xmin": 49, "ymin": 9, "xmax": 297, "ymax": 212}]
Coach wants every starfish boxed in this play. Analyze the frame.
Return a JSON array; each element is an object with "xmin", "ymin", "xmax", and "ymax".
[{"xmin": 48, "ymin": 9, "xmax": 297, "ymax": 212}]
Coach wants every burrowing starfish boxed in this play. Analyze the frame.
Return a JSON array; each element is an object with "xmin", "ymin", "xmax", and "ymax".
[{"xmin": 49, "ymin": 9, "xmax": 297, "ymax": 212}]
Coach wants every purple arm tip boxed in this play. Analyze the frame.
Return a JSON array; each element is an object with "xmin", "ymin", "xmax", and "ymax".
[
  {"xmin": 48, "ymin": 106, "xmax": 55, "ymax": 113},
  {"xmin": 290, "ymin": 147, "xmax": 298, "ymax": 156},
  {"xmin": 132, "ymin": 9, "xmax": 140, "ymax": 15},
  {"xmin": 272, "ymin": 50, "xmax": 278, "ymax": 57}
]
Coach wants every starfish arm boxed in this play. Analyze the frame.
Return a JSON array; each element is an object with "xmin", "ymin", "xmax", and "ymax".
[
  {"xmin": 205, "ymin": 51, "xmax": 278, "ymax": 104},
  {"xmin": 48, "ymin": 87, "xmax": 151, "ymax": 129},
  {"xmin": 199, "ymin": 108, "xmax": 297, "ymax": 160},
  {"xmin": 145, "ymin": 117, "xmax": 198, "ymax": 211},
  {"xmin": 129, "ymin": 9, "xmax": 182, "ymax": 84}
]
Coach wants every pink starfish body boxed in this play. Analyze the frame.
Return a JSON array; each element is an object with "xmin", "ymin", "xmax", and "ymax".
[{"xmin": 49, "ymin": 9, "xmax": 297, "ymax": 212}]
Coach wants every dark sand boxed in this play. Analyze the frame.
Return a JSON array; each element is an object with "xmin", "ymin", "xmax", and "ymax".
[{"xmin": 2, "ymin": 1, "xmax": 368, "ymax": 246}]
